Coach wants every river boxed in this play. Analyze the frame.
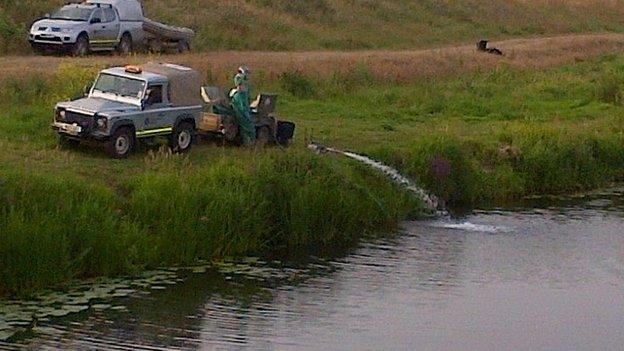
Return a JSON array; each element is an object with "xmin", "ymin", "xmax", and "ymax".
[{"xmin": 2, "ymin": 188, "xmax": 623, "ymax": 350}]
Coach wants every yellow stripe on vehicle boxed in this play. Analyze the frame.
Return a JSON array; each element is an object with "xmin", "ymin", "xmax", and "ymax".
[
  {"xmin": 135, "ymin": 127, "xmax": 173, "ymax": 137},
  {"xmin": 90, "ymin": 40, "xmax": 119, "ymax": 44}
]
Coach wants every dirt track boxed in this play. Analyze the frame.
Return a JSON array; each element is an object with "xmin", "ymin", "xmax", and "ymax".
[{"xmin": 2, "ymin": 33, "xmax": 624, "ymax": 83}]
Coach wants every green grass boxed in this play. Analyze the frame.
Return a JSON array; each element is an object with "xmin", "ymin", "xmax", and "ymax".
[
  {"xmin": 277, "ymin": 54, "xmax": 624, "ymax": 203},
  {"xmin": 3, "ymin": 0, "xmax": 624, "ymax": 54},
  {"xmin": 1, "ymin": 54, "xmax": 624, "ymax": 297}
]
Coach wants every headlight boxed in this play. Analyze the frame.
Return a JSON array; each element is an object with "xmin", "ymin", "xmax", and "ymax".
[
  {"xmin": 61, "ymin": 28, "xmax": 73, "ymax": 33},
  {"xmin": 96, "ymin": 116, "xmax": 108, "ymax": 130},
  {"xmin": 55, "ymin": 108, "xmax": 66, "ymax": 121}
]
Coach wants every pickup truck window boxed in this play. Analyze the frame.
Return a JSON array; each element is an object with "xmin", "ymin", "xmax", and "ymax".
[
  {"xmin": 93, "ymin": 73, "xmax": 146, "ymax": 100},
  {"xmin": 50, "ymin": 7, "xmax": 93, "ymax": 21},
  {"xmin": 91, "ymin": 8, "xmax": 103, "ymax": 23},
  {"xmin": 102, "ymin": 8, "xmax": 116, "ymax": 23}
]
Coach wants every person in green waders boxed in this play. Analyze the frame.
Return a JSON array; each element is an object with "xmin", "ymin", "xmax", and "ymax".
[{"xmin": 230, "ymin": 71, "xmax": 255, "ymax": 146}]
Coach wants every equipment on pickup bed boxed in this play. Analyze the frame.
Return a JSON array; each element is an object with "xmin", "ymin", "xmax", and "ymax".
[{"xmin": 29, "ymin": 0, "xmax": 194, "ymax": 56}]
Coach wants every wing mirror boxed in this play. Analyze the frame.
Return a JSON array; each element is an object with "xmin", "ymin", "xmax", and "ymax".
[
  {"xmin": 90, "ymin": 18, "xmax": 102, "ymax": 24},
  {"xmin": 44, "ymin": 13, "xmax": 50, "ymax": 18},
  {"xmin": 83, "ymin": 84, "xmax": 93, "ymax": 97},
  {"xmin": 141, "ymin": 89, "xmax": 152, "ymax": 110}
]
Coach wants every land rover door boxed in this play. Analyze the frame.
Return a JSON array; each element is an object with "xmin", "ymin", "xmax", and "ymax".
[{"xmin": 137, "ymin": 82, "xmax": 173, "ymax": 137}]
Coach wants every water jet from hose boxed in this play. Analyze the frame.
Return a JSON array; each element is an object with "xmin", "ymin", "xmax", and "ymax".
[{"xmin": 308, "ymin": 142, "xmax": 441, "ymax": 213}]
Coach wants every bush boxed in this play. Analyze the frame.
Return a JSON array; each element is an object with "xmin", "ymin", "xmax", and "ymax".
[{"xmin": 279, "ymin": 70, "xmax": 316, "ymax": 98}]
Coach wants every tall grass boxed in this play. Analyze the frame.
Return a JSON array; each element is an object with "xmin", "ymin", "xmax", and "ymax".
[{"xmin": 0, "ymin": 152, "xmax": 419, "ymax": 297}]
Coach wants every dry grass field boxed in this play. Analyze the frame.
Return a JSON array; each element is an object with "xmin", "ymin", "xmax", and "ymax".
[{"xmin": 2, "ymin": 33, "xmax": 624, "ymax": 86}]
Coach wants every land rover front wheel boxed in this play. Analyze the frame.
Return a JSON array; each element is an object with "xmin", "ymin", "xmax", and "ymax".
[
  {"xmin": 107, "ymin": 127, "xmax": 134, "ymax": 158},
  {"xmin": 170, "ymin": 122, "xmax": 194, "ymax": 153},
  {"xmin": 59, "ymin": 135, "xmax": 80, "ymax": 149}
]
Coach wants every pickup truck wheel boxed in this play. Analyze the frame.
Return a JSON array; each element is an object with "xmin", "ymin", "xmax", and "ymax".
[
  {"xmin": 107, "ymin": 127, "xmax": 134, "ymax": 158},
  {"xmin": 117, "ymin": 33, "xmax": 132, "ymax": 55},
  {"xmin": 177, "ymin": 40, "xmax": 190, "ymax": 53},
  {"xmin": 72, "ymin": 34, "xmax": 89, "ymax": 57},
  {"xmin": 171, "ymin": 122, "xmax": 194, "ymax": 153}
]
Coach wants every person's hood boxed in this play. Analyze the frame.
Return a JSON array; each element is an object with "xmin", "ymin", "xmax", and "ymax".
[
  {"xmin": 31, "ymin": 19, "xmax": 85, "ymax": 32},
  {"xmin": 58, "ymin": 97, "xmax": 140, "ymax": 116}
]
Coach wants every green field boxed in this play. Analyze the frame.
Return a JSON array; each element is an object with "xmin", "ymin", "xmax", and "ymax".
[
  {"xmin": 2, "ymin": 0, "xmax": 624, "ymax": 54},
  {"xmin": 1, "ymin": 52, "xmax": 624, "ymax": 298}
]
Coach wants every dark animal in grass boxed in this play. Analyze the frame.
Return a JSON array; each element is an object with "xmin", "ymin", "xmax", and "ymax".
[{"xmin": 477, "ymin": 40, "xmax": 503, "ymax": 56}]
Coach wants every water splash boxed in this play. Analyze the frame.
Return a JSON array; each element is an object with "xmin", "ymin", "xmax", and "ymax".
[
  {"xmin": 308, "ymin": 143, "xmax": 511, "ymax": 234},
  {"xmin": 424, "ymin": 221, "xmax": 511, "ymax": 234},
  {"xmin": 308, "ymin": 142, "xmax": 440, "ymax": 212}
]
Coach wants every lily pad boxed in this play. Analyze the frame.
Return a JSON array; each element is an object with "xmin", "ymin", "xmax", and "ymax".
[
  {"xmin": 243, "ymin": 257, "xmax": 260, "ymax": 264},
  {"xmin": 67, "ymin": 297, "xmax": 91, "ymax": 305},
  {"xmin": 47, "ymin": 309, "xmax": 71, "ymax": 318},
  {"xmin": 61, "ymin": 304, "xmax": 88, "ymax": 314},
  {"xmin": 32, "ymin": 326, "xmax": 60, "ymax": 335},
  {"xmin": 191, "ymin": 267, "xmax": 207, "ymax": 274},
  {"xmin": 35, "ymin": 307, "xmax": 59, "ymax": 319},
  {"xmin": 114, "ymin": 289, "xmax": 136, "ymax": 295},
  {"xmin": 0, "ymin": 329, "xmax": 15, "ymax": 341},
  {"xmin": 7, "ymin": 320, "xmax": 30, "ymax": 327},
  {"xmin": 159, "ymin": 280, "xmax": 178, "ymax": 285}
]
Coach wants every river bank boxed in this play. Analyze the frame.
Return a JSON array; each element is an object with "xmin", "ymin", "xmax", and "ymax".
[
  {"xmin": 1, "ymin": 50, "xmax": 623, "ymax": 298},
  {"xmin": 4, "ymin": 187, "xmax": 624, "ymax": 349}
]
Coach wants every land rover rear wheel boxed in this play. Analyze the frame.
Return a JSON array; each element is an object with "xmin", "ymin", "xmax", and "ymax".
[
  {"xmin": 170, "ymin": 122, "xmax": 194, "ymax": 153},
  {"xmin": 107, "ymin": 127, "xmax": 134, "ymax": 158}
]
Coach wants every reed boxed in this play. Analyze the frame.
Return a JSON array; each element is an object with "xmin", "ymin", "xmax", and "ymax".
[{"xmin": 0, "ymin": 152, "xmax": 420, "ymax": 297}]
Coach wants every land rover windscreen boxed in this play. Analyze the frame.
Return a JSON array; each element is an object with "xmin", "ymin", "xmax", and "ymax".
[{"xmin": 90, "ymin": 72, "xmax": 147, "ymax": 105}]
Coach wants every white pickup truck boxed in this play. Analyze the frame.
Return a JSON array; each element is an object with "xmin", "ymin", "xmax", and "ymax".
[{"xmin": 28, "ymin": 0, "xmax": 194, "ymax": 56}]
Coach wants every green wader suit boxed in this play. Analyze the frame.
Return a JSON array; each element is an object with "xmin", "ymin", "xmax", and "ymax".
[{"xmin": 231, "ymin": 88, "xmax": 255, "ymax": 145}]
